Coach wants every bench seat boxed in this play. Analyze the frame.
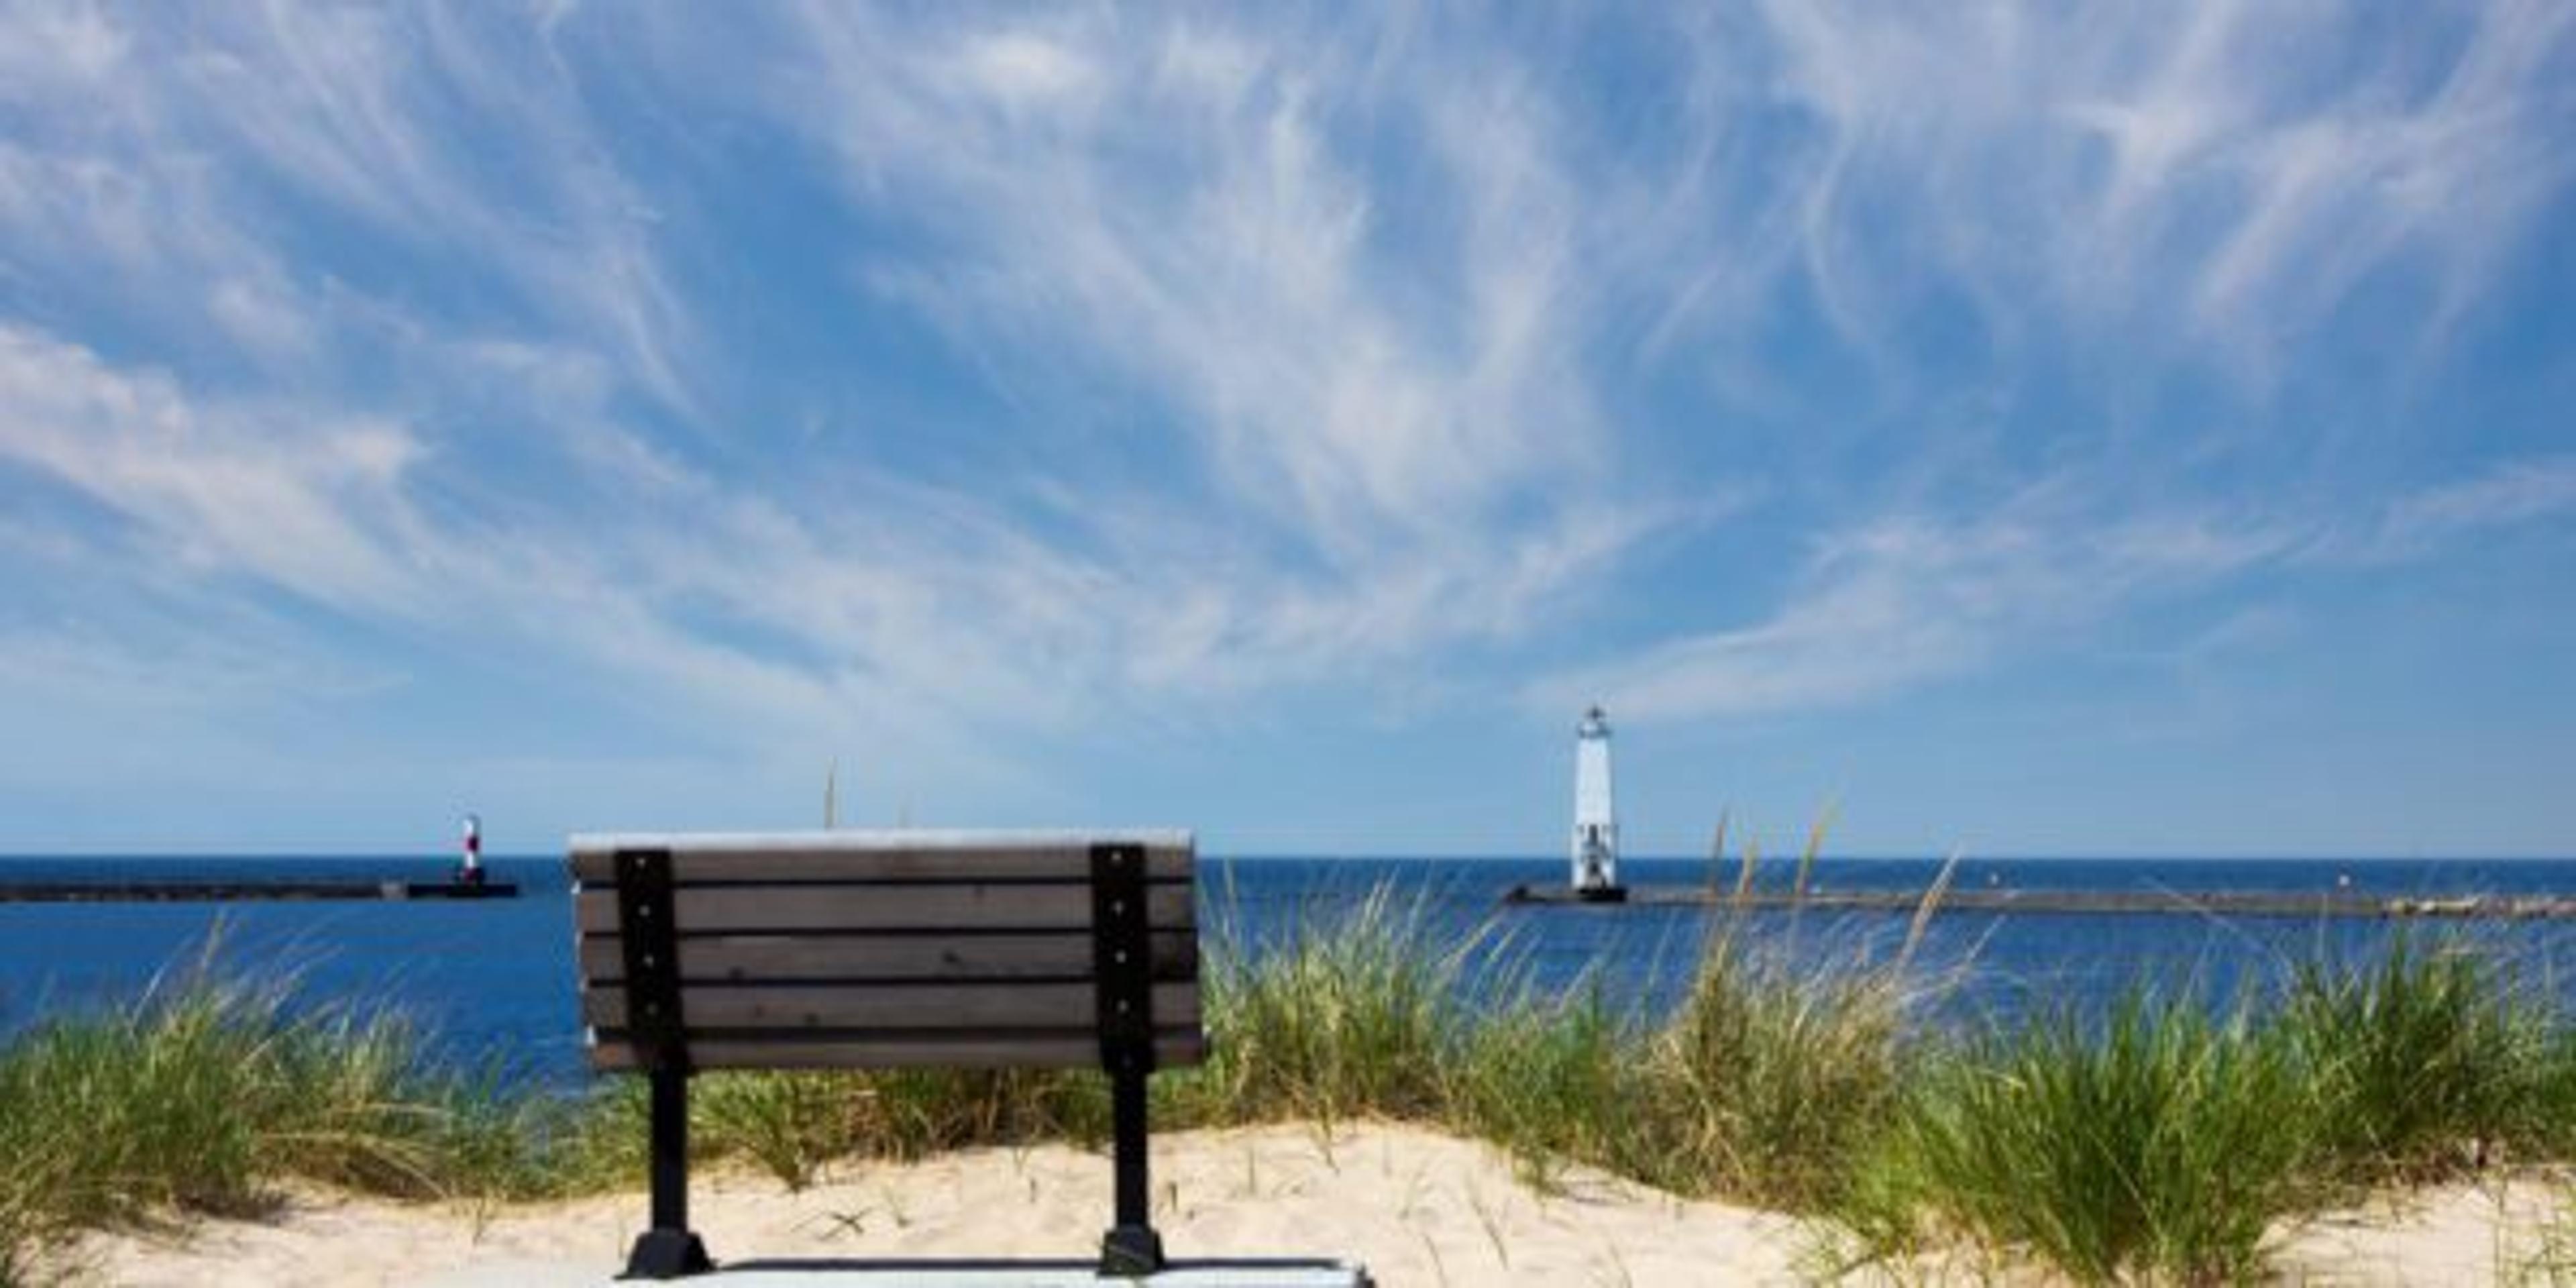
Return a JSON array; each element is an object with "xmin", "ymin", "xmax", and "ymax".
[{"xmin": 571, "ymin": 830, "xmax": 1212, "ymax": 1280}]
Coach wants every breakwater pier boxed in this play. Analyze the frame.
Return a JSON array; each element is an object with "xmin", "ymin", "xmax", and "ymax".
[
  {"xmin": 1502, "ymin": 884, "xmax": 2576, "ymax": 920},
  {"xmin": 0, "ymin": 880, "xmax": 519, "ymax": 903}
]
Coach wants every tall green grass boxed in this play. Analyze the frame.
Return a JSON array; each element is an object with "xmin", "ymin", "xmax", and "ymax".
[
  {"xmin": 1656, "ymin": 926, "xmax": 1911, "ymax": 1209},
  {"xmin": 0, "ymin": 963, "xmax": 567, "ymax": 1284},
  {"xmin": 1650, "ymin": 816, "xmax": 1923, "ymax": 1210},
  {"xmin": 1843, "ymin": 991, "xmax": 2310, "ymax": 1283},
  {"xmin": 1829, "ymin": 937, "xmax": 2576, "ymax": 1283},
  {"xmin": 572, "ymin": 1065, "xmax": 1114, "ymax": 1193},
  {"xmin": 1183, "ymin": 883, "xmax": 1472, "ymax": 1127},
  {"xmin": 2281, "ymin": 935, "xmax": 2561, "ymax": 1181},
  {"xmin": 1449, "ymin": 981, "xmax": 1655, "ymax": 1190},
  {"xmin": 1178, "ymin": 869, "xmax": 1919, "ymax": 1212}
]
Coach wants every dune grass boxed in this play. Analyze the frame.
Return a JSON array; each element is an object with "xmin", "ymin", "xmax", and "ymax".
[
  {"xmin": 2279, "ymin": 935, "xmax": 2565, "ymax": 1183},
  {"xmin": 567, "ymin": 1065, "xmax": 1114, "ymax": 1193},
  {"xmin": 1836, "ymin": 991, "xmax": 2310, "ymax": 1283},
  {"xmin": 3, "ymin": 874, "xmax": 2571, "ymax": 1285},
  {"xmin": 0, "ymin": 962, "xmax": 568, "ymax": 1285},
  {"xmin": 1179, "ymin": 882, "xmax": 1473, "ymax": 1128},
  {"xmin": 1169, "ymin": 871, "xmax": 1917, "ymax": 1211},
  {"xmin": 1654, "ymin": 919, "xmax": 1913, "ymax": 1209},
  {"xmin": 1448, "ymin": 982, "xmax": 1640, "ymax": 1185},
  {"xmin": 1825, "ymin": 933, "xmax": 2576, "ymax": 1283}
]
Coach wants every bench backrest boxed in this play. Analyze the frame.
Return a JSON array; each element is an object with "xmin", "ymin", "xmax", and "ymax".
[{"xmin": 570, "ymin": 829, "xmax": 1203, "ymax": 1073}]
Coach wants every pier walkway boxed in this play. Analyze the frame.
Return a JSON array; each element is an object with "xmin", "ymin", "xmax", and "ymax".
[
  {"xmin": 0, "ymin": 880, "xmax": 519, "ymax": 903},
  {"xmin": 1502, "ymin": 885, "xmax": 2576, "ymax": 920}
]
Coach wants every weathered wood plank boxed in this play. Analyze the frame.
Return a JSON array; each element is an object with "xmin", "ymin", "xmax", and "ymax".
[
  {"xmin": 570, "ymin": 841, "xmax": 1192, "ymax": 885},
  {"xmin": 581, "ymin": 981, "xmax": 1201, "ymax": 1031},
  {"xmin": 576, "ymin": 930, "xmax": 1197, "ymax": 986},
  {"xmin": 573, "ymin": 883, "xmax": 1193, "ymax": 934},
  {"xmin": 587, "ymin": 1028, "xmax": 1208, "ymax": 1072},
  {"xmin": 573, "ymin": 828, "xmax": 1193, "ymax": 856}
]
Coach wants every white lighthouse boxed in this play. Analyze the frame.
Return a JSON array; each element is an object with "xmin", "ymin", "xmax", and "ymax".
[{"xmin": 1570, "ymin": 706, "xmax": 1625, "ymax": 902}]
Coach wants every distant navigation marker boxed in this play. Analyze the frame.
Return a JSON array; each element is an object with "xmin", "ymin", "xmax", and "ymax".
[
  {"xmin": 1570, "ymin": 706, "xmax": 1626, "ymax": 902},
  {"xmin": 457, "ymin": 813, "xmax": 486, "ymax": 886}
]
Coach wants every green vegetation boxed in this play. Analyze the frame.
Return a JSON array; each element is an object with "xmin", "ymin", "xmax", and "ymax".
[
  {"xmin": 573, "ymin": 1065, "xmax": 1112, "ymax": 1195},
  {"xmin": 2281, "ymin": 936, "xmax": 2567, "ymax": 1181},
  {"xmin": 0, "ymin": 961, "xmax": 568, "ymax": 1285},
  {"xmin": 1654, "ymin": 920, "xmax": 1909, "ymax": 1208},
  {"xmin": 1184, "ymin": 883, "xmax": 1469, "ymax": 1126},
  {"xmin": 1838, "ymin": 991, "xmax": 2310, "ymax": 1283},
  {"xmin": 3, "ymin": 886, "xmax": 2572, "ymax": 1285}
]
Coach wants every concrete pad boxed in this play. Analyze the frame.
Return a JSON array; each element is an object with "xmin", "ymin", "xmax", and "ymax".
[{"xmin": 413, "ymin": 1258, "xmax": 1373, "ymax": 1287}]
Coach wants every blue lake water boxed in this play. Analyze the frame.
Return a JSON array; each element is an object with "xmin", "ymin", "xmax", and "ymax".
[{"xmin": 2, "ymin": 855, "xmax": 2572, "ymax": 1086}]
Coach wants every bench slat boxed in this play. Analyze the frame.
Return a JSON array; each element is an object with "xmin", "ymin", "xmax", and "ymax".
[
  {"xmin": 570, "ymin": 843, "xmax": 1191, "ymax": 885},
  {"xmin": 576, "ymin": 930, "xmax": 1197, "ymax": 986},
  {"xmin": 572, "ymin": 883, "xmax": 1193, "ymax": 935},
  {"xmin": 582, "ymin": 981, "xmax": 1201, "ymax": 1031},
  {"xmin": 572, "ymin": 828, "xmax": 1189, "ymax": 859},
  {"xmin": 586, "ymin": 1028, "xmax": 1208, "ymax": 1071}
]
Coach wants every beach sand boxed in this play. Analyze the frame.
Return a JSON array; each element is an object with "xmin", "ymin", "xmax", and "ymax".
[{"xmin": 56, "ymin": 1124, "xmax": 2567, "ymax": 1286}]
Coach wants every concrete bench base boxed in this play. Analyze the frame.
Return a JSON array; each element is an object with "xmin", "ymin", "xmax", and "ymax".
[
  {"xmin": 419, "ymin": 1259, "xmax": 1372, "ymax": 1287},
  {"xmin": 692, "ymin": 1260, "xmax": 1372, "ymax": 1286}
]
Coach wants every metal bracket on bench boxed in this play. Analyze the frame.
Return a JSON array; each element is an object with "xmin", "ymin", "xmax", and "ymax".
[
  {"xmin": 1091, "ymin": 841, "xmax": 1164, "ymax": 1277},
  {"xmin": 614, "ymin": 847, "xmax": 711, "ymax": 1279},
  {"xmin": 616, "ymin": 847, "xmax": 690, "ymax": 1076},
  {"xmin": 1092, "ymin": 842, "xmax": 1157, "ymax": 1074}
]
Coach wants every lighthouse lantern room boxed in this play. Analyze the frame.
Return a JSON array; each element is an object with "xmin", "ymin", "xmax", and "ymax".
[{"xmin": 1570, "ymin": 706, "xmax": 1625, "ymax": 902}]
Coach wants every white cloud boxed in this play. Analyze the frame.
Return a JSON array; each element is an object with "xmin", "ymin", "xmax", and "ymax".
[
  {"xmin": 0, "ymin": 325, "xmax": 425, "ymax": 606},
  {"xmin": 1650, "ymin": 1, "xmax": 2576, "ymax": 376},
  {"xmin": 0, "ymin": 309, "xmax": 1627, "ymax": 794},
  {"xmin": 1514, "ymin": 1, "xmax": 2575, "ymax": 723},
  {"xmin": 1544, "ymin": 447, "xmax": 2576, "ymax": 723},
  {"xmin": 792, "ymin": 11, "xmax": 1602, "ymax": 534},
  {"xmin": 1533, "ymin": 490, "xmax": 2298, "ymax": 720},
  {"xmin": 0, "ymin": 323, "xmax": 1037, "ymax": 798},
  {"xmin": 657, "ymin": 5, "xmax": 1660, "ymax": 688},
  {"xmin": 0, "ymin": 3, "xmax": 695, "ymax": 411},
  {"xmin": 953, "ymin": 32, "xmax": 1101, "ymax": 111},
  {"xmin": 0, "ymin": 0, "xmax": 127, "ymax": 101},
  {"xmin": 2337, "ymin": 456, "xmax": 2576, "ymax": 563}
]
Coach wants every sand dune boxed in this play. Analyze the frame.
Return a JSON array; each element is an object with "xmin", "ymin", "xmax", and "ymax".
[{"xmin": 58, "ymin": 1124, "xmax": 2565, "ymax": 1286}]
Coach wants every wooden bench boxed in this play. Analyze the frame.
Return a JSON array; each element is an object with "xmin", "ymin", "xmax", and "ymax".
[{"xmin": 571, "ymin": 830, "xmax": 1203, "ymax": 1280}]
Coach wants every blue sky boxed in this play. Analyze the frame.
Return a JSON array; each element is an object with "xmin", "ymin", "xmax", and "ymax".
[{"xmin": 1, "ymin": 3, "xmax": 2571, "ymax": 857}]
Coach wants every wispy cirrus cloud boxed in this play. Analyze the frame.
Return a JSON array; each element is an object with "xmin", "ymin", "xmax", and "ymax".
[
  {"xmin": 758, "ymin": 9, "xmax": 1613, "ymax": 555},
  {"xmin": 2327, "ymin": 455, "xmax": 2576, "ymax": 564},
  {"xmin": 1532, "ymin": 447, "xmax": 2576, "ymax": 724},
  {"xmin": 0, "ymin": 325, "xmax": 425, "ymax": 606},
  {"xmin": 0, "ymin": 4, "xmax": 1674, "ymax": 745},
  {"xmin": 0, "ymin": 1, "xmax": 692, "ymax": 407},
  {"xmin": 1648, "ymin": 0, "xmax": 2576, "ymax": 374},
  {"xmin": 1530, "ymin": 486, "xmax": 2303, "ymax": 720}
]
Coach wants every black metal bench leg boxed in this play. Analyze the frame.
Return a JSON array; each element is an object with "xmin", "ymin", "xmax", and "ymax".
[
  {"xmin": 1099, "ymin": 1058, "xmax": 1163, "ymax": 1277},
  {"xmin": 623, "ymin": 1065, "xmax": 712, "ymax": 1279},
  {"xmin": 1091, "ymin": 841, "xmax": 1165, "ymax": 1278}
]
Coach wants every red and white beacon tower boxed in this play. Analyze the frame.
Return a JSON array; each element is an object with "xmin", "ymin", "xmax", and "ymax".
[
  {"xmin": 457, "ymin": 813, "xmax": 486, "ymax": 886},
  {"xmin": 1570, "ymin": 706, "xmax": 1625, "ymax": 902}
]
